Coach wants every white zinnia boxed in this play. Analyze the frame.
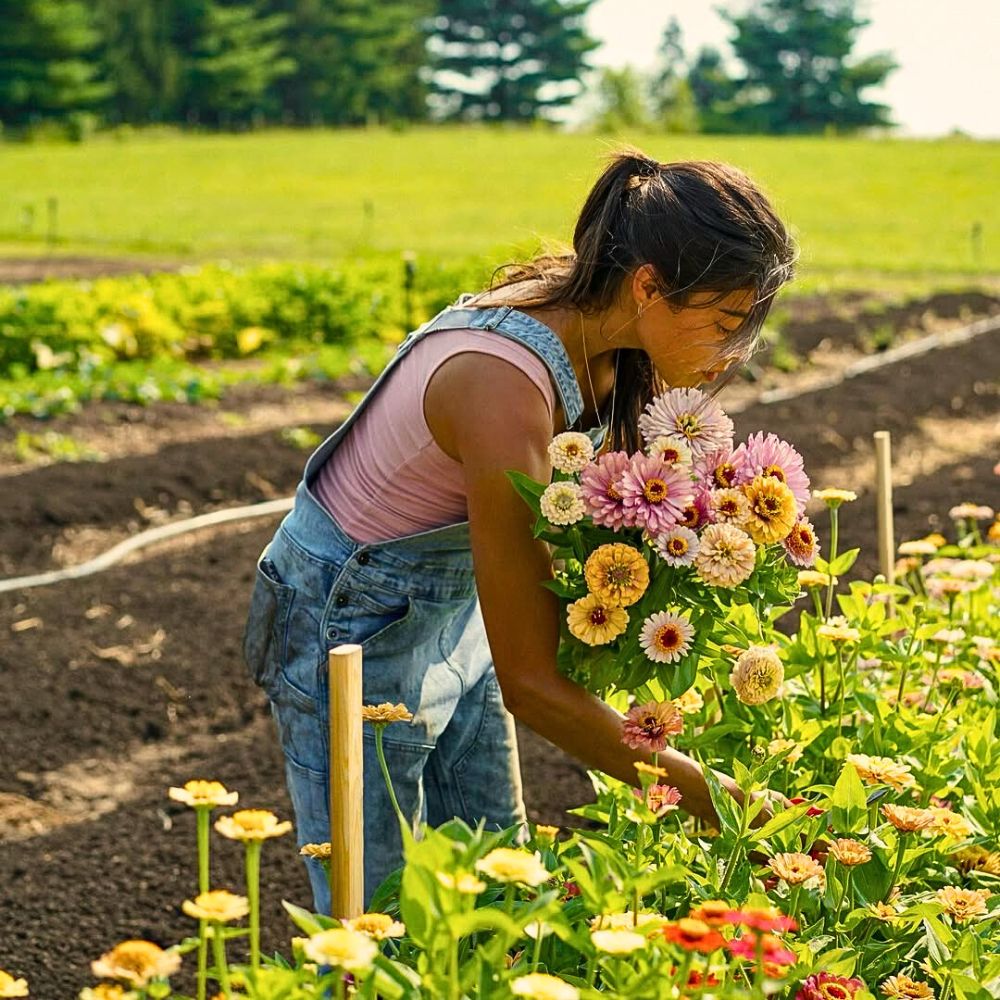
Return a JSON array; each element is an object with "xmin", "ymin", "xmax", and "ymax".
[
  {"xmin": 590, "ymin": 928, "xmax": 648, "ymax": 954},
  {"xmin": 547, "ymin": 432, "xmax": 594, "ymax": 474},
  {"xmin": 540, "ymin": 482, "xmax": 586, "ymax": 525},
  {"xmin": 648, "ymin": 435, "xmax": 694, "ymax": 467},
  {"xmin": 640, "ymin": 610, "xmax": 695, "ymax": 664},
  {"xmin": 654, "ymin": 526, "xmax": 699, "ymax": 567}
]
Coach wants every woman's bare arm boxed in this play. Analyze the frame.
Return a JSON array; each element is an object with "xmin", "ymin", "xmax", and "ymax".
[{"xmin": 425, "ymin": 353, "xmax": 740, "ymax": 824}]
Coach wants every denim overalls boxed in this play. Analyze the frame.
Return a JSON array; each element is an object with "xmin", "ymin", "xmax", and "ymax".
[{"xmin": 242, "ymin": 299, "xmax": 593, "ymax": 912}]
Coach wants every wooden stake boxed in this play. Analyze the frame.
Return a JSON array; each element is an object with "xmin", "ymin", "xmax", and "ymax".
[
  {"xmin": 328, "ymin": 643, "xmax": 364, "ymax": 918},
  {"xmin": 874, "ymin": 431, "xmax": 895, "ymax": 587}
]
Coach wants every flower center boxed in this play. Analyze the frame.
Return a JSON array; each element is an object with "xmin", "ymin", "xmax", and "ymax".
[
  {"xmin": 680, "ymin": 505, "xmax": 700, "ymax": 528},
  {"xmin": 655, "ymin": 625, "xmax": 682, "ymax": 651},
  {"xmin": 714, "ymin": 464, "xmax": 736, "ymax": 488},
  {"xmin": 756, "ymin": 496, "xmax": 781, "ymax": 518},
  {"xmin": 719, "ymin": 499, "xmax": 739, "ymax": 516},
  {"xmin": 643, "ymin": 478, "xmax": 669, "ymax": 503},
  {"xmin": 606, "ymin": 565, "xmax": 634, "ymax": 586},
  {"xmin": 661, "ymin": 446, "xmax": 681, "ymax": 462},
  {"xmin": 589, "ymin": 608, "xmax": 608, "ymax": 625},
  {"xmin": 675, "ymin": 413, "xmax": 701, "ymax": 438},
  {"xmin": 763, "ymin": 464, "xmax": 786, "ymax": 482},
  {"xmin": 607, "ymin": 481, "xmax": 623, "ymax": 501},
  {"xmin": 668, "ymin": 538, "xmax": 687, "ymax": 555}
]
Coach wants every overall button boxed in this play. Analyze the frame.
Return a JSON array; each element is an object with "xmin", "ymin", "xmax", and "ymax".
[
  {"xmin": 356, "ymin": 552, "xmax": 370, "ymax": 565},
  {"xmin": 335, "ymin": 594, "xmax": 349, "ymax": 607},
  {"xmin": 325, "ymin": 626, "xmax": 339, "ymax": 641}
]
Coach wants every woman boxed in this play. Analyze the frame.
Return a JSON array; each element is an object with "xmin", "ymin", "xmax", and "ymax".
[{"xmin": 242, "ymin": 147, "xmax": 797, "ymax": 912}]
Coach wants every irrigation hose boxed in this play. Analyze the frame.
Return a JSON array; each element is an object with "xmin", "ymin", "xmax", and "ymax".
[{"xmin": 1, "ymin": 313, "xmax": 997, "ymax": 595}]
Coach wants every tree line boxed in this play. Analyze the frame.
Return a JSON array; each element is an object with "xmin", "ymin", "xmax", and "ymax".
[{"xmin": 0, "ymin": 0, "xmax": 895, "ymax": 136}]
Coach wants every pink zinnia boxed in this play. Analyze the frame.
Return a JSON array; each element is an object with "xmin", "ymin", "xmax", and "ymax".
[
  {"xmin": 638, "ymin": 388, "xmax": 734, "ymax": 459},
  {"xmin": 618, "ymin": 454, "xmax": 694, "ymax": 535},
  {"xmin": 726, "ymin": 931, "xmax": 796, "ymax": 966},
  {"xmin": 795, "ymin": 973, "xmax": 866, "ymax": 1000},
  {"xmin": 732, "ymin": 433, "xmax": 810, "ymax": 512},
  {"xmin": 621, "ymin": 700, "xmax": 684, "ymax": 752},
  {"xmin": 645, "ymin": 783, "xmax": 682, "ymax": 816},
  {"xmin": 695, "ymin": 446, "xmax": 739, "ymax": 492},
  {"xmin": 580, "ymin": 451, "xmax": 633, "ymax": 530}
]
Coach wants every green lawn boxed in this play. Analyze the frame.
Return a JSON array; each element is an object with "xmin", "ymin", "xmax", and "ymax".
[{"xmin": 1, "ymin": 127, "xmax": 997, "ymax": 290}]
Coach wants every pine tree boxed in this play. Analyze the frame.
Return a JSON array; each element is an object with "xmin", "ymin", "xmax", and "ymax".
[
  {"xmin": 0, "ymin": 0, "xmax": 110, "ymax": 128},
  {"xmin": 687, "ymin": 45, "xmax": 738, "ymax": 134},
  {"xmin": 262, "ymin": 0, "xmax": 434, "ymax": 125},
  {"xmin": 722, "ymin": 0, "xmax": 896, "ymax": 134},
  {"xmin": 428, "ymin": 0, "xmax": 600, "ymax": 122},
  {"xmin": 173, "ymin": 0, "xmax": 295, "ymax": 126},
  {"xmin": 95, "ymin": 0, "xmax": 180, "ymax": 123},
  {"xmin": 649, "ymin": 17, "xmax": 698, "ymax": 133}
]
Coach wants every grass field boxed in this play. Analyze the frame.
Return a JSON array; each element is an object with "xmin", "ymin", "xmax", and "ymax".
[{"xmin": 1, "ymin": 127, "xmax": 997, "ymax": 289}]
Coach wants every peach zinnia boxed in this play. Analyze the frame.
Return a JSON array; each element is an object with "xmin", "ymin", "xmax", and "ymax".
[
  {"xmin": 828, "ymin": 839, "xmax": 872, "ymax": 867},
  {"xmin": 91, "ymin": 941, "xmax": 181, "ymax": 988},
  {"xmin": 936, "ymin": 886, "xmax": 990, "ymax": 921},
  {"xmin": 846, "ymin": 754, "xmax": 915, "ymax": 791},
  {"xmin": 769, "ymin": 852, "xmax": 824, "ymax": 885},
  {"xmin": 881, "ymin": 804, "xmax": 935, "ymax": 832},
  {"xmin": 584, "ymin": 543, "xmax": 649, "ymax": 607},
  {"xmin": 880, "ymin": 974, "xmax": 934, "ymax": 999},
  {"xmin": 621, "ymin": 700, "xmax": 683, "ymax": 753}
]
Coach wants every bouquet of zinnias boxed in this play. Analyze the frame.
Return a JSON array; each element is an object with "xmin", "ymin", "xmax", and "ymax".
[{"xmin": 509, "ymin": 388, "xmax": 818, "ymax": 697}]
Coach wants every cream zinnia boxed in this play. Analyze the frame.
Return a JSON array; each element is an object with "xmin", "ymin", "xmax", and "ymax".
[
  {"xmin": 547, "ymin": 432, "xmax": 594, "ymax": 473},
  {"xmin": 539, "ymin": 482, "xmax": 586, "ymax": 525},
  {"xmin": 695, "ymin": 523, "xmax": 757, "ymax": 587}
]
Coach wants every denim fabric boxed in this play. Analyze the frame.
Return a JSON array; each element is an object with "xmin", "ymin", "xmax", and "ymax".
[{"xmin": 242, "ymin": 300, "xmax": 594, "ymax": 912}]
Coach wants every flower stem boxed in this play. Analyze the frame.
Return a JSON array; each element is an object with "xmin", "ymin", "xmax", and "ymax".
[
  {"xmin": 823, "ymin": 507, "xmax": 840, "ymax": 621},
  {"xmin": 211, "ymin": 923, "xmax": 231, "ymax": 999},
  {"xmin": 245, "ymin": 840, "xmax": 262, "ymax": 974},
  {"xmin": 883, "ymin": 835, "xmax": 907, "ymax": 903},
  {"xmin": 836, "ymin": 646, "xmax": 846, "ymax": 740},
  {"xmin": 837, "ymin": 869, "xmax": 853, "ymax": 940},
  {"xmin": 531, "ymin": 924, "xmax": 544, "ymax": 971},
  {"xmin": 894, "ymin": 605, "xmax": 923, "ymax": 712},
  {"xmin": 374, "ymin": 725, "xmax": 406, "ymax": 829},
  {"xmin": 196, "ymin": 807, "xmax": 211, "ymax": 1000},
  {"xmin": 720, "ymin": 788, "xmax": 752, "ymax": 894}
]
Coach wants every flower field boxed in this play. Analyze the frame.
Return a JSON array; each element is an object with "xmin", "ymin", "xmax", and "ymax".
[{"xmin": 0, "ymin": 289, "xmax": 997, "ymax": 997}]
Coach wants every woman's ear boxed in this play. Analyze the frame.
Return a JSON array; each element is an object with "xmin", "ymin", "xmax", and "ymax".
[{"xmin": 630, "ymin": 264, "xmax": 660, "ymax": 310}]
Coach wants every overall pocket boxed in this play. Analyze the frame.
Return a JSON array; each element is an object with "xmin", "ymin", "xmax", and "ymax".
[{"xmin": 242, "ymin": 555, "xmax": 295, "ymax": 696}]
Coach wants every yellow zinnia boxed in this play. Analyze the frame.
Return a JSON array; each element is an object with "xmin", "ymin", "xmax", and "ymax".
[
  {"xmin": 436, "ymin": 871, "xmax": 486, "ymax": 894},
  {"xmin": 182, "ymin": 890, "xmax": 249, "ymax": 924},
  {"xmin": 167, "ymin": 780, "xmax": 238, "ymax": 809},
  {"xmin": 299, "ymin": 842, "xmax": 332, "ymax": 859},
  {"xmin": 584, "ymin": 543, "xmax": 649, "ymax": 607},
  {"xmin": 828, "ymin": 838, "xmax": 872, "ymax": 866},
  {"xmin": 91, "ymin": 941, "xmax": 181, "ymax": 988},
  {"xmin": 344, "ymin": 913, "xmax": 406, "ymax": 939},
  {"xmin": 302, "ymin": 928, "xmax": 377, "ymax": 971},
  {"xmin": 214, "ymin": 809, "xmax": 292, "ymax": 842},
  {"xmin": 742, "ymin": 476, "xmax": 798, "ymax": 544},
  {"xmin": 797, "ymin": 570, "xmax": 835, "ymax": 589},
  {"xmin": 768, "ymin": 852, "xmax": 824, "ymax": 885},
  {"xmin": 475, "ymin": 848, "xmax": 550, "ymax": 886},
  {"xmin": 880, "ymin": 975, "xmax": 934, "ymax": 999},
  {"xmin": 936, "ymin": 886, "xmax": 990, "ymax": 921},
  {"xmin": 566, "ymin": 593, "xmax": 628, "ymax": 646},
  {"xmin": 511, "ymin": 973, "xmax": 580, "ymax": 1000},
  {"xmin": 0, "ymin": 971, "xmax": 28, "ymax": 998},
  {"xmin": 813, "ymin": 488, "xmax": 858, "ymax": 507}
]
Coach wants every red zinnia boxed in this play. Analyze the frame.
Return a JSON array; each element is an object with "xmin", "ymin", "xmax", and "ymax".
[{"xmin": 727, "ymin": 931, "xmax": 796, "ymax": 966}]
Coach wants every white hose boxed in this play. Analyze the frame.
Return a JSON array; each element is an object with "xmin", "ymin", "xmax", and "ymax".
[
  {"xmin": 1, "ymin": 312, "xmax": 997, "ymax": 594},
  {"xmin": 0, "ymin": 497, "xmax": 293, "ymax": 594}
]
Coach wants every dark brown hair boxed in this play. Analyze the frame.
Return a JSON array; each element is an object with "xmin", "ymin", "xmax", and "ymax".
[{"xmin": 484, "ymin": 147, "xmax": 796, "ymax": 452}]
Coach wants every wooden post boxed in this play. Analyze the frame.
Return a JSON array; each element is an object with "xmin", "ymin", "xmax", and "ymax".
[
  {"xmin": 328, "ymin": 643, "xmax": 364, "ymax": 918},
  {"xmin": 874, "ymin": 431, "xmax": 895, "ymax": 588}
]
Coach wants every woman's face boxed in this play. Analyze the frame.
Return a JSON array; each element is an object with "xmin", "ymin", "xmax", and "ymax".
[{"xmin": 635, "ymin": 287, "xmax": 754, "ymax": 388}]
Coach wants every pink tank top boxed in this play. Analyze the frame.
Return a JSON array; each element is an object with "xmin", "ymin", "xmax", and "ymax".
[{"xmin": 313, "ymin": 329, "xmax": 557, "ymax": 543}]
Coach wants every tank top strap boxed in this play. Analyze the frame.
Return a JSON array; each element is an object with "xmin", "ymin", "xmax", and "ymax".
[{"xmin": 303, "ymin": 298, "xmax": 586, "ymax": 483}]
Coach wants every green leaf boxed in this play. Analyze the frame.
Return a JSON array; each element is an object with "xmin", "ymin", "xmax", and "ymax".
[
  {"xmin": 281, "ymin": 899, "xmax": 328, "ymax": 936},
  {"xmin": 505, "ymin": 469, "xmax": 546, "ymax": 512},
  {"xmin": 831, "ymin": 762, "xmax": 867, "ymax": 833},
  {"xmin": 828, "ymin": 547, "xmax": 860, "ymax": 575}
]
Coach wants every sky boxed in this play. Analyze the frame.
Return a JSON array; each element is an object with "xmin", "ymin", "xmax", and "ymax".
[{"xmin": 582, "ymin": 0, "xmax": 1000, "ymax": 138}]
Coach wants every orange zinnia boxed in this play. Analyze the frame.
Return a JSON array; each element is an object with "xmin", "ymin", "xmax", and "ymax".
[{"xmin": 662, "ymin": 918, "xmax": 726, "ymax": 953}]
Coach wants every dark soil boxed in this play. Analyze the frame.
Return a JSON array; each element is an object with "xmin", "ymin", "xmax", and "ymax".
[{"xmin": 0, "ymin": 290, "xmax": 998, "ymax": 998}]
